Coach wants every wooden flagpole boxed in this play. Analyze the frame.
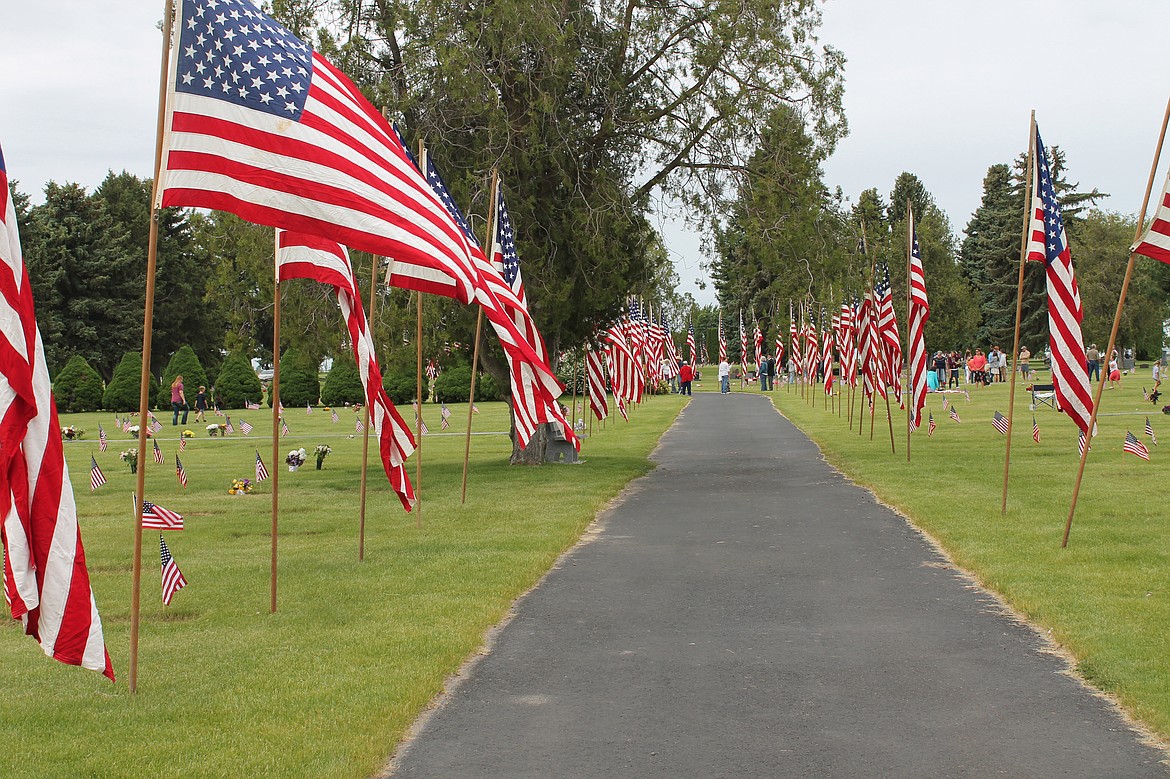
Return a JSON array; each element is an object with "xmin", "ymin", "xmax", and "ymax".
[
  {"xmin": 1002, "ymin": 112, "xmax": 1037, "ymax": 515},
  {"xmin": 906, "ymin": 201, "xmax": 913, "ymax": 462},
  {"xmin": 461, "ymin": 168, "xmax": 497, "ymax": 505},
  {"xmin": 129, "ymin": 0, "xmax": 175, "ymax": 694},
  {"xmin": 414, "ymin": 141, "xmax": 426, "ymax": 528},
  {"xmin": 587, "ymin": 346, "xmax": 594, "ymax": 438},
  {"xmin": 270, "ymin": 229, "xmax": 282, "ymax": 613},
  {"xmin": 1063, "ymin": 94, "xmax": 1170, "ymax": 546},
  {"xmin": 357, "ymin": 248, "xmax": 380, "ymax": 558}
]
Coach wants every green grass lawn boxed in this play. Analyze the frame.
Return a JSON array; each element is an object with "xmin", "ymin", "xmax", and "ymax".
[
  {"xmin": 1, "ymin": 395, "xmax": 686, "ymax": 778},
  {"xmin": 768, "ymin": 369, "xmax": 1170, "ymax": 744}
]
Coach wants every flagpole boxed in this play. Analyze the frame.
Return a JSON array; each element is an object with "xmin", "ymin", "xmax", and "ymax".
[
  {"xmin": 906, "ymin": 201, "xmax": 913, "ymax": 462},
  {"xmin": 1063, "ymin": 94, "xmax": 1170, "ymax": 546},
  {"xmin": 415, "ymin": 141, "xmax": 426, "ymax": 528},
  {"xmin": 1002, "ymin": 112, "xmax": 1036, "ymax": 515},
  {"xmin": 357, "ymin": 249, "xmax": 380, "ymax": 558},
  {"xmin": 587, "ymin": 345, "xmax": 594, "ymax": 438},
  {"xmin": 129, "ymin": 0, "xmax": 175, "ymax": 694},
  {"xmin": 461, "ymin": 168, "xmax": 497, "ymax": 505},
  {"xmin": 269, "ymin": 230, "xmax": 283, "ymax": 614}
]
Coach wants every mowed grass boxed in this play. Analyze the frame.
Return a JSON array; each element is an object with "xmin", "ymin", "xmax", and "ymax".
[
  {"xmin": 769, "ymin": 371, "xmax": 1170, "ymax": 742},
  {"xmin": 0, "ymin": 396, "xmax": 686, "ymax": 778}
]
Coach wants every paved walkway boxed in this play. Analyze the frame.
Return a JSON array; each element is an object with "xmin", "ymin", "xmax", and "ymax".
[{"xmin": 388, "ymin": 393, "xmax": 1167, "ymax": 778}]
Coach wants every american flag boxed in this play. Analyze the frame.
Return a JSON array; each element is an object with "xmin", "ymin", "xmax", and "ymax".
[
  {"xmin": 1146, "ymin": 416, "xmax": 1158, "ymax": 445},
  {"xmin": 331, "ymin": 408, "xmax": 339, "ymax": 423},
  {"xmin": 615, "ymin": 393, "xmax": 630, "ymax": 422},
  {"xmin": 585, "ymin": 344, "xmax": 609, "ymax": 422},
  {"xmin": 141, "ymin": 500, "xmax": 184, "ymax": 530},
  {"xmin": 224, "ymin": 416, "xmax": 235, "ymax": 434},
  {"xmin": 440, "ymin": 403, "xmax": 451, "ymax": 430},
  {"xmin": 774, "ymin": 325, "xmax": 784, "ymax": 370},
  {"xmin": 240, "ymin": 419, "xmax": 253, "ymax": 435},
  {"xmin": 927, "ymin": 412, "xmax": 936, "ymax": 437},
  {"xmin": 949, "ymin": 406, "xmax": 960, "ymax": 423},
  {"xmin": 245, "ymin": 400, "xmax": 261, "ymax": 410},
  {"xmin": 1033, "ymin": 416, "xmax": 1041, "ymax": 444},
  {"xmin": 255, "ymin": 450, "xmax": 269, "ymax": 482},
  {"xmin": 1124, "ymin": 430, "xmax": 1151, "ymax": 461},
  {"xmin": 821, "ymin": 314, "xmax": 834, "ymax": 395},
  {"xmin": 1025, "ymin": 124, "xmax": 1093, "ymax": 434},
  {"xmin": 687, "ymin": 320, "xmax": 698, "ymax": 367},
  {"xmin": 604, "ymin": 325, "xmax": 645, "ymax": 405},
  {"xmin": 1132, "ymin": 168, "xmax": 1170, "ymax": 263},
  {"xmin": 472, "ymin": 403, "xmax": 480, "ymax": 414},
  {"xmin": 159, "ymin": 535, "xmax": 187, "ymax": 606},
  {"xmin": 1143, "ymin": 387, "xmax": 1151, "ymax": 401},
  {"xmin": 992, "ymin": 411, "xmax": 1010, "ymax": 435},
  {"xmin": 858, "ymin": 294, "xmax": 884, "ymax": 404},
  {"xmin": 214, "ymin": 407, "xmax": 224, "ymax": 417},
  {"xmin": 355, "ymin": 417, "xmax": 365, "ymax": 432},
  {"xmin": 1078, "ymin": 429, "xmax": 1088, "ymax": 457},
  {"xmin": 89, "ymin": 456, "xmax": 107, "ymax": 491},
  {"xmin": 839, "ymin": 299, "xmax": 856, "ymax": 389},
  {"xmin": 753, "ymin": 321, "xmax": 764, "ymax": 374},
  {"xmin": 718, "ymin": 311, "xmax": 727, "ymax": 364},
  {"xmin": 789, "ymin": 302, "xmax": 800, "ymax": 375},
  {"xmin": 153, "ymin": 438, "xmax": 163, "ymax": 464},
  {"xmin": 942, "ymin": 397, "xmax": 949, "ymax": 412},
  {"xmin": 175, "ymin": 455, "xmax": 188, "ymax": 488},
  {"xmin": 179, "ymin": 435, "xmax": 187, "ymax": 452},
  {"xmin": 660, "ymin": 315, "xmax": 681, "ymax": 378},
  {"xmin": 411, "ymin": 402, "xmax": 429, "ymax": 436},
  {"xmin": 149, "ymin": 414, "xmax": 163, "ymax": 433},
  {"xmin": 306, "ymin": 403, "xmax": 313, "ymax": 415},
  {"xmin": 425, "ymin": 359, "xmax": 438, "ymax": 380},
  {"xmin": 278, "ymin": 401, "xmax": 285, "ymax": 415},
  {"xmin": 875, "ymin": 262, "xmax": 903, "ymax": 405},
  {"xmin": 426, "ymin": 159, "xmax": 575, "ymax": 452},
  {"xmin": 803, "ymin": 317, "xmax": 819, "ymax": 384},
  {"xmin": 98, "ymin": 424, "xmax": 108, "ymax": 452},
  {"xmin": 739, "ymin": 311, "xmax": 749, "ymax": 378},
  {"xmin": 907, "ymin": 218, "xmax": 930, "ymax": 428},
  {"xmin": 280, "ymin": 417, "xmax": 289, "ymax": 437}
]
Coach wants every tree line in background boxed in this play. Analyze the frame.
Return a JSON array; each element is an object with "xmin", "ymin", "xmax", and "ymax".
[{"xmin": 709, "ymin": 107, "xmax": 1170, "ymax": 361}]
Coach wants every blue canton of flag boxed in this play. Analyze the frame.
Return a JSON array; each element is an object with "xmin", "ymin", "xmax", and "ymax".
[
  {"xmin": 174, "ymin": 0, "xmax": 313, "ymax": 120},
  {"xmin": 424, "ymin": 154, "xmax": 479, "ymax": 247},
  {"xmin": 495, "ymin": 187, "xmax": 521, "ymax": 292}
]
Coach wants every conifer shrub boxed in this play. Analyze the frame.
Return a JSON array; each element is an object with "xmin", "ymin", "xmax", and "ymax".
[
  {"xmin": 155, "ymin": 345, "xmax": 210, "ymax": 408},
  {"xmin": 269, "ymin": 348, "xmax": 320, "ymax": 407},
  {"xmin": 214, "ymin": 351, "xmax": 262, "ymax": 409},
  {"xmin": 53, "ymin": 355, "xmax": 104, "ymax": 413},
  {"xmin": 102, "ymin": 352, "xmax": 159, "ymax": 411},
  {"xmin": 320, "ymin": 354, "xmax": 365, "ymax": 406},
  {"xmin": 433, "ymin": 366, "xmax": 502, "ymax": 403}
]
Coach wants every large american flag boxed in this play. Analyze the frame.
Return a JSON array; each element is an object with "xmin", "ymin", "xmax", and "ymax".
[
  {"xmin": 789, "ymin": 304, "xmax": 800, "ymax": 376},
  {"xmin": 585, "ymin": 344, "xmax": 609, "ymax": 422},
  {"xmin": 875, "ymin": 262, "xmax": 903, "ymax": 406},
  {"xmin": 687, "ymin": 320, "xmax": 698, "ymax": 368},
  {"xmin": 821, "ymin": 314, "xmax": 834, "ymax": 394},
  {"xmin": 605, "ymin": 325, "xmax": 644, "ymax": 405},
  {"xmin": 1025, "ymin": 125, "xmax": 1093, "ymax": 434},
  {"xmin": 0, "ymin": 144, "xmax": 112, "ymax": 679},
  {"xmin": 276, "ymin": 232, "xmax": 415, "ymax": 508},
  {"xmin": 718, "ymin": 311, "xmax": 727, "ymax": 364},
  {"xmin": 858, "ymin": 293, "xmax": 885, "ymax": 404},
  {"xmin": 660, "ymin": 314, "xmax": 680, "ymax": 377},
  {"xmin": 907, "ymin": 220, "xmax": 930, "ymax": 429},
  {"xmin": 1132, "ymin": 169, "xmax": 1170, "ymax": 263},
  {"xmin": 427, "ymin": 160, "xmax": 575, "ymax": 451},
  {"xmin": 753, "ymin": 321, "xmax": 764, "ymax": 373},
  {"xmin": 839, "ymin": 299, "xmax": 857, "ymax": 389},
  {"xmin": 160, "ymin": 535, "xmax": 188, "ymax": 606}
]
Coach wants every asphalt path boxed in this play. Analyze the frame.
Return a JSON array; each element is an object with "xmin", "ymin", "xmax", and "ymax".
[{"xmin": 388, "ymin": 392, "xmax": 1167, "ymax": 778}]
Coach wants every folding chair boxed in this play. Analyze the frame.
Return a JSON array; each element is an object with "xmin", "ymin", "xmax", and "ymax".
[{"xmin": 1030, "ymin": 383, "xmax": 1056, "ymax": 411}]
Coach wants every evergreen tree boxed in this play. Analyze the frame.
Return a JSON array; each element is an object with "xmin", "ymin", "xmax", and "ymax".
[
  {"xmin": 102, "ymin": 351, "xmax": 159, "ymax": 412},
  {"xmin": 155, "ymin": 345, "xmax": 211, "ymax": 408},
  {"xmin": 270, "ymin": 347, "xmax": 320, "ymax": 407},
  {"xmin": 214, "ymin": 351, "xmax": 263, "ymax": 408},
  {"xmin": 959, "ymin": 165, "xmax": 1020, "ymax": 347},
  {"xmin": 53, "ymin": 355, "xmax": 104, "ymax": 413},
  {"xmin": 320, "ymin": 354, "xmax": 365, "ymax": 406}
]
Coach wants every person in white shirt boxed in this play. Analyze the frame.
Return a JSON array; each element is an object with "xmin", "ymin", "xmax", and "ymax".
[{"xmin": 718, "ymin": 359, "xmax": 731, "ymax": 394}]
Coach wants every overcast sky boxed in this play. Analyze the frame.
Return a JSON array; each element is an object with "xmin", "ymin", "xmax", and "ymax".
[{"xmin": 3, "ymin": 1, "xmax": 1169, "ymax": 308}]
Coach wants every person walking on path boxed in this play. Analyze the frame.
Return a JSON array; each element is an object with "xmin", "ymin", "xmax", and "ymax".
[
  {"xmin": 1086, "ymin": 344, "xmax": 1101, "ymax": 383},
  {"xmin": 171, "ymin": 374, "xmax": 188, "ymax": 426},
  {"xmin": 718, "ymin": 359, "xmax": 731, "ymax": 394},
  {"xmin": 678, "ymin": 362, "xmax": 693, "ymax": 396},
  {"xmin": 193, "ymin": 385, "xmax": 208, "ymax": 422}
]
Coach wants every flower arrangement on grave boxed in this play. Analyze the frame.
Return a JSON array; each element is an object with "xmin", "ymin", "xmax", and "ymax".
[
  {"xmin": 285, "ymin": 447, "xmax": 307, "ymax": 470},
  {"xmin": 60, "ymin": 425, "xmax": 84, "ymax": 440},
  {"xmin": 206, "ymin": 424, "xmax": 221, "ymax": 437},
  {"xmin": 127, "ymin": 424, "xmax": 152, "ymax": 438},
  {"xmin": 182, "ymin": 429, "xmax": 195, "ymax": 438},
  {"xmin": 314, "ymin": 444, "xmax": 332, "ymax": 470},
  {"xmin": 119, "ymin": 448, "xmax": 138, "ymax": 473},
  {"xmin": 228, "ymin": 477, "xmax": 253, "ymax": 495}
]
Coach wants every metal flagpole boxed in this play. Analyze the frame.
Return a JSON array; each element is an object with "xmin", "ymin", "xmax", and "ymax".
[
  {"xmin": 129, "ymin": 0, "xmax": 175, "ymax": 694},
  {"xmin": 1002, "ymin": 112, "xmax": 1036, "ymax": 515},
  {"xmin": 1063, "ymin": 94, "xmax": 1170, "ymax": 546},
  {"xmin": 270, "ymin": 229, "xmax": 282, "ymax": 613}
]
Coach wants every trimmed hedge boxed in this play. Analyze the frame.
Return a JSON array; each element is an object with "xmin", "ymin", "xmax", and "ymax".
[
  {"xmin": 156, "ymin": 345, "xmax": 210, "ymax": 408},
  {"xmin": 269, "ymin": 347, "xmax": 319, "ymax": 407},
  {"xmin": 320, "ymin": 354, "xmax": 365, "ymax": 406},
  {"xmin": 433, "ymin": 365, "xmax": 502, "ymax": 404},
  {"xmin": 53, "ymin": 355, "xmax": 104, "ymax": 413},
  {"xmin": 102, "ymin": 352, "xmax": 159, "ymax": 412},
  {"xmin": 214, "ymin": 351, "xmax": 262, "ymax": 409},
  {"xmin": 382, "ymin": 370, "xmax": 419, "ymax": 406}
]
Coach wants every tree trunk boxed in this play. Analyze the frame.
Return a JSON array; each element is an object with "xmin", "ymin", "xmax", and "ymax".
[{"xmin": 480, "ymin": 348, "xmax": 554, "ymax": 465}]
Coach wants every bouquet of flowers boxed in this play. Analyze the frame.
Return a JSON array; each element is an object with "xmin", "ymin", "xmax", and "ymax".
[
  {"xmin": 182, "ymin": 429, "xmax": 195, "ymax": 438},
  {"xmin": 286, "ymin": 447, "xmax": 307, "ymax": 470},
  {"xmin": 60, "ymin": 425, "xmax": 84, "ymax": 440},
  {"xmin": 119, "ymin": 448, "xmax": 138, "ymax": 473},
  {"xmin": 206, "ymin": 424, "xmax": 221, "ymax": 437},
  {"xmin": 314, "ymin": 444, "xmax": 332, "ymax": 470},
  {"xmin": 228, "ymin": 478, "xmax": 253, "ymax": 495}
]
